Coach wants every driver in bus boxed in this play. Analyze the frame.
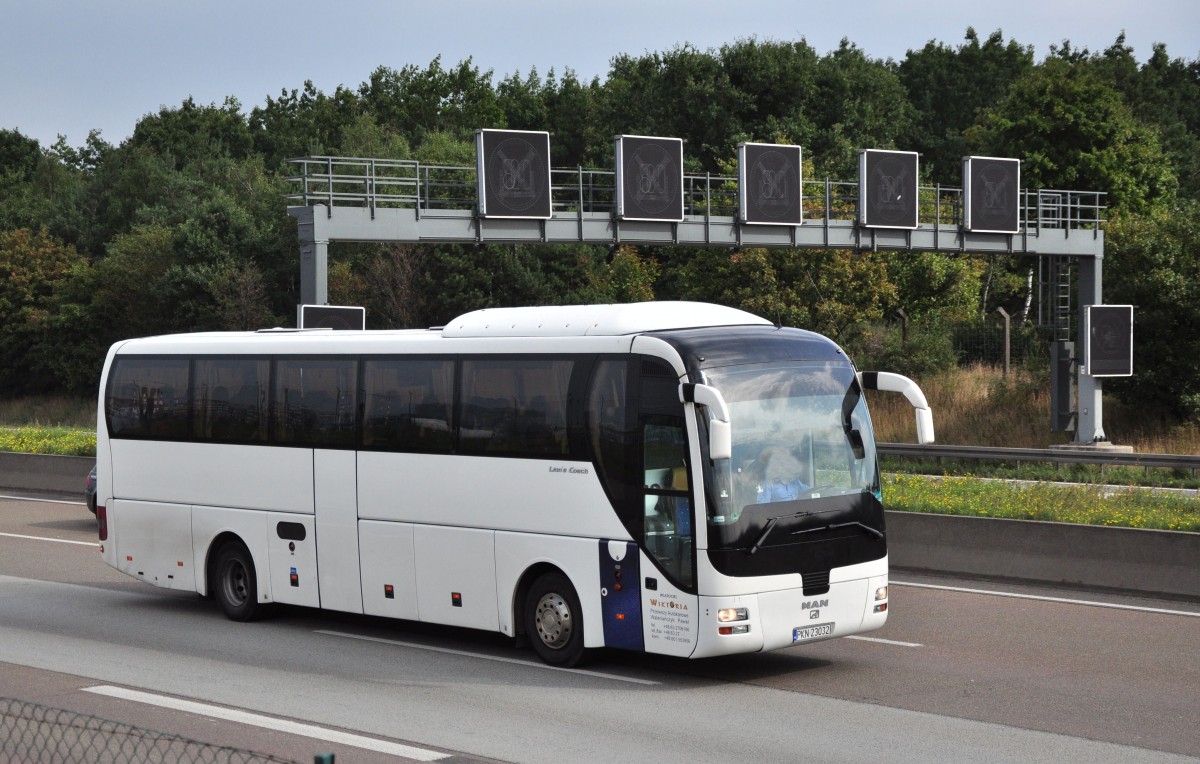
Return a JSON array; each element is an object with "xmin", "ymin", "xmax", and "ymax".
[{"xmin": 754, "ymin": 446, "xmax": 810, "ymax": 503}]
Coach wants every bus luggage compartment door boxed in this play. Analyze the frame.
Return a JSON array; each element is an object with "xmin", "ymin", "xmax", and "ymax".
[
  {"xmin": 314, "ymin": 449, "xmax": 363, "ymax": 614},
  {"xmin": 112, "ymin": 500, "xmax": 196, "ymax": 592},
  {"xmin": 599, "ymin": 540, "xmax": 643, "ymax": 651}
]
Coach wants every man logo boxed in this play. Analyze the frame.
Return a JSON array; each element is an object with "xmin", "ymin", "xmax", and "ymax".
[{"xmin": 809, "ymin": 610, "xmax": 821, "ymax": 620}]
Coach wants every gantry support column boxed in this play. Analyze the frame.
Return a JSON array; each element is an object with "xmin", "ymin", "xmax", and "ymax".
[{"xmin": 1075, "ymin": 253, "xmax": 1105, "ymax": 444}]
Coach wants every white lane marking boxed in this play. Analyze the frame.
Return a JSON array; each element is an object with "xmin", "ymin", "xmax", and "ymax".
[
  {"xmin": 0, "ymin": 493, "xmax": 84, "ymax": 506},
  {"xmin": 83, "ymin": 685, "xmax": 448, "ymax": 761},
  {"xmin": 0, "ymin": 531, "xmax": 96, "ymax": 547},
  {"xmin": 846, "ymin": 635, "xmax": 923, "ymax": 648},
  {"xmin": 317, "ymin": 629, "xmax": 661, "ymax": 686},
  {"xmin": 893, "ymin": 580, "xmax": 1200, "ymax": 618}
]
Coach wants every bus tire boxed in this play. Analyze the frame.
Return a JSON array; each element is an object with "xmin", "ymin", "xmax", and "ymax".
[
  {"xmin": 525, "ymin": 572, "xmax": 588, "ymax": 667},
  {"xmin": 213, "ymin": 541, "xmax": 265, "ymax": 622}
]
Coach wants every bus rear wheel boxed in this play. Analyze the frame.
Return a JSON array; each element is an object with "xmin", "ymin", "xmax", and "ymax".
[
  {"xmin": 525, "ymin": 572, "xmax": 588, "ymax": 667},
  {"xmin": 213, "ymin": 541, "xmax": 265, "ymax": 622}
]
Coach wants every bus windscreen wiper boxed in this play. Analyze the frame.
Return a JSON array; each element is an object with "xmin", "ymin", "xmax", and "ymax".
[
  {"xmin": 747, "ymin": 508, "xmax": 841, "ymax": 555},
  {"xmin": 791, "ymin": 521, "xmax": 883, "ymax": 540}
]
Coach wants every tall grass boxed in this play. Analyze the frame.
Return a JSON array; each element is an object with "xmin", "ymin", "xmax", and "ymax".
[
  {"xmin": 869, "ymin": 363, "xmax": 1200, "ymax": 454},
  {"xmin": 0, "ymin": 396, "xmax": 96, "ymax": 456},
  {"xmin": 0, "ymin": 396, "xmax": 95, "ymax": 428}
]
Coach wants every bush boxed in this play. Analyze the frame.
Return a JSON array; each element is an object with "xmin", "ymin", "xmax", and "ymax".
[
  {"xmin": 848, "ymin": 321, "xmax": 957, "ymax": 378},
  {"xmin": 0, "ymin": 426, "xmax": 96, "ymax": 456}
]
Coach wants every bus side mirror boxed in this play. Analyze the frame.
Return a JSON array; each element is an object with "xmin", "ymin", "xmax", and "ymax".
[
  {"xmin": 860, "ymin": 371, "xmax": 936, "ymax": 445},
  {"xmin": 680, "ymin": 383, "xmax": 732, "ymax": 460}
]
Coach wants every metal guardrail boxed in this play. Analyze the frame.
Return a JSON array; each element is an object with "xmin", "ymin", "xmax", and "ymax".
[
  {"xmin": 878, "ymin": 442, "xmax": 1200, "ymax": 474},
  {"xmin": 285, "ymin": 156, "xmax": 1106, "ymax": 234}
]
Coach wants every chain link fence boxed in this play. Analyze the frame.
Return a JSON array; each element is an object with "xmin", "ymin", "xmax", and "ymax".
[
  {"xmin": 951, "ymin": 321, "xmax": 1051, "ymax": 369},
  {"xmin": 1, "ymin": 697, "xmax": 301, "ymax": 764}
]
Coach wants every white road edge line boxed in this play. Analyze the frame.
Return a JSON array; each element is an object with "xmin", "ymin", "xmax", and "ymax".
[
  {"xmin": 82, "ymin": 685, "xmax": 449, "ymax": 761},
  {"xmin": 845, "ymin": 635, "xmax": 923, "ymax": 647},
  {"xmin": 0, "ymin": 531, "xmax": 96, "ymax": 547},
  {"xmin": 893, "ymin": 580, "xmax": 1200, "ymax": 618},
  {"xmin": 317, "ymin": 629, "xmax": 661, "ymax": 685},
  {"xmin": 0, "ymin": 493, "xmax": 84, "ymax": 506}
]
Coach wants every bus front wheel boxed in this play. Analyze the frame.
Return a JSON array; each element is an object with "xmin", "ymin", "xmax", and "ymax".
[
  {"xmin": 213, "ymin": 541, "xmax": 265, "ymax": 622},
  {"xmin": 525, "ymin": 572, "xmax": 588, "ymax": 667}
]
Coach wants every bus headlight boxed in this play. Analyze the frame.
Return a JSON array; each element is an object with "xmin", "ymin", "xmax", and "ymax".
[
  {"xmin": 717, "ymin": 607, "xmax": 748, "ymax": 623},
  {"xmin": 875, "ymin": 586, "xmax": 888, "ymax": 601}
]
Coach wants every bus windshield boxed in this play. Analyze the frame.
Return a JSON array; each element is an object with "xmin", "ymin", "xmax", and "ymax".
[{"xmin": 703, "ymin": 360, "xmax": 879, "ymax": 525}]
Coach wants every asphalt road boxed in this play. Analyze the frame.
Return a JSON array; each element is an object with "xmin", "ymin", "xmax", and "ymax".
[{"xmin": 1, "ymin": 494, "xmax": 1198, "ymax": 763}]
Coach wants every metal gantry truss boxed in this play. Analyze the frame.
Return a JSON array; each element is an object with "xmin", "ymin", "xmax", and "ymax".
[{"xmin": 286, "ymin": 155, "xmax": 1109, "ymax": 444}]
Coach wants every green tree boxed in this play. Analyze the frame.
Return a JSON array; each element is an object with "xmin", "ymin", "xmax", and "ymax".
[
  {"xmin": 0, "ymin": 131, "xmax": 94, "ymax": 244},
  {"xmin": 809, "ymin": 40, "xmax": 914, "ymax": 178},
  {"xmin": 0, "ymin": 129, "xmax": 42, "ymax": 180},
  {"xmin": 969, "ymin": 58, "xmax": 1176, "ymax": 212},
  {"xmin": 359, "ymin": 57, "xmax": 505, "ymax": 145},
  {"xmin": 128, "ymin": 97, "xmax": 254, "ymax": 172},
  {"xmin": 249, "ymin": 80, "xmax": 363, "ymax": 168},
  {"xmin": 602, "ymin": 44, "xmax": 748, "ymax": 170},
  {"xmin": 718, "ymin": 38, "xmax": 820, "ymax": 147},
  {"xmin": 1088, "ymin": 39, "xmax": 1200, "ymax": 200},
  {"xmin": 671, "ymin": 247, "xmax": 894, "ymax": 341},
  {"xmin": 1103, "ymin": 202, "xmax": 1200, "ymax": 421},
  {"xmin": 540, "ymin": 70, "xmax": 606, "ymax": 167},
  {"xmin": 884, "ymin": 252, "xmax": 987, "ymax": 322},
  {"xmin": 582, "ymin": 245, "xmax": 660, "ymax": 303},
  {"xmin": 497, "ymin": 68, "xmax": 551, "ymax": 132},
  {"xmin": 0, "ymin": 228, "xmax": 85, "ymax": 393},
  {"xmin": 897, "ymin": 28, "xmax": 1034, "ymax": 180}
]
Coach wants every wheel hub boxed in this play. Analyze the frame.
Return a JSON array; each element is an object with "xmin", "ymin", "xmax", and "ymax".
[{"xmin": 534, "ymin": 592, "xmax": 572, "ymax": 649}]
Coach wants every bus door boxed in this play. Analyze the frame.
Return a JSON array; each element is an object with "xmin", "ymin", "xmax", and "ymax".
[
  {"xmin": 637, "ymin": 359, "xmax": 699, "ymax": 656},
  {"xmin": 589, "ymin": 356, "xmax": 699, "ymax": 655}
]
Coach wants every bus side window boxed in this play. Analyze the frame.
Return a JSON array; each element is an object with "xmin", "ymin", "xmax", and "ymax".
[
  {"xmin": 273, "ymin": 359, "xmax": 357, "ymax": 448},
  {"xmin": 105, "ymin": 358, "xmax": 189, "ymax": 440},
  {"xmin": 193, "ymin": 358, "xmax": 268, "ymax": 443},
  {"xmin": 362, "ymin": 359, "xmax": 454, "ymax": 453},
  {"xmin": 459, "ymin": 359, "xmax": 573, "ymax": 458}
]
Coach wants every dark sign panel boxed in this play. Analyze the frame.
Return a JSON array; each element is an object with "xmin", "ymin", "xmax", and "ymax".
[
  {"xmin": 739, "ymin": 143, "xmax": 803, "ymax": 225},
  {"xmin": 964, "ymin": 156, "xmax": 1020, "ymax": 233},
  {"xmin": 476, "ymin": 129, "xmax": 552, "ymax": 219},
  {"xmin": 1085, "ymin": 305, "xmax": 1133, "ymax": 377},
  {"xmin": 299, "ymin": 304, "xmax": 366, "ymax": 330},
  {"xmin": 615, "ymin": 135, "xmax": 684, "ymax": 221},
  {"xmin": 859, "ymin": 149, "xmax": 919, "ymax": 229}
]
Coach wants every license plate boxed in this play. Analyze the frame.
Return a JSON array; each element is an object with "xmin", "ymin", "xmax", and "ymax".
[{"xmin": 793, "ymin": 622, "xmax": 834, "ymax": 642}]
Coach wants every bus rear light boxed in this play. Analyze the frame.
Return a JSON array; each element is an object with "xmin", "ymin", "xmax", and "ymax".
[
  {"xmin": 874, "ymin": 603, "xmax": 887, "ymax": 613},
  {"xmin": 717, "ymin": 607, "xmax": 748, "ymax": 623},
  {"xmin": 875, "ymin": 586, "xmax": 888, "ymax": 601},
  {"xmin": 96, "ymin": 505, "xmax": 108, "ymax": 541},
  {"xmin": 719, "ymin": 624, "xmax": 750, "ymax": 635}
]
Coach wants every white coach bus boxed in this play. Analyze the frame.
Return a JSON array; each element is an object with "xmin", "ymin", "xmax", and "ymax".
[{"xmin": 95, "ymin": 301, "xmax": 933, "ymax": 666}]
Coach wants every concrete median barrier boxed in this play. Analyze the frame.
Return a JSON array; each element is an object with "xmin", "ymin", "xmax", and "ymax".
[
  {"xmin": 886, "ymin": 510, "xmax": 1200, "ymax": 600},
  {"xmin": 0, "ymin": 452, "xmax": 93, "ymax": 496}
]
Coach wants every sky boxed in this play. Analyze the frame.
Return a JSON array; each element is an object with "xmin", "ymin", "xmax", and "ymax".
[{"xmin": 2, "ymin": 0, "xmax": 1198, "ymax": 150}]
